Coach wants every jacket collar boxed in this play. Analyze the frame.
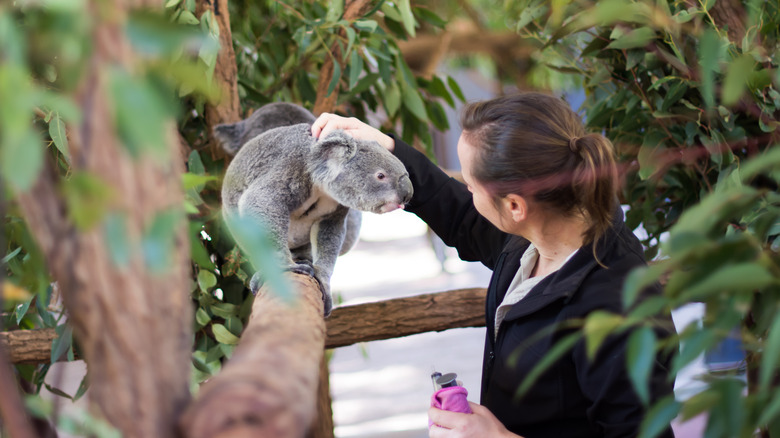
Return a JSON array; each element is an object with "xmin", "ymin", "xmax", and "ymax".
[{"xmin": 502, "ymin": 207, "xmax": 626, "ymax": 321}]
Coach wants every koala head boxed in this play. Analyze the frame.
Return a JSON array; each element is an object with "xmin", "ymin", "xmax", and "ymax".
[{"xmin": 309, "ymin": 131, "xmax": 413, "ymax": 214}]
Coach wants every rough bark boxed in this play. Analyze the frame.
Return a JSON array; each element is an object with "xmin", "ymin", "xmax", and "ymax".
[
  {"xmin": 3, "ymin": 288, "xmax": 487, "ymax": 364},
  {"xmin": 313, "ymin": 0, "xmax": 376, "ymax": 115},
  {"xmin": 197, "ymin": 0, "xmax": 241, "ymax": 159},
  {"xmin": 179, "ymin": 273, "xmax": 326, "ymax": 438},
  {"xmin": 707, "ymin": 0, "xmax": 747, "ymax": 44},
  {"xmin": 13, "ymin": 1, "xmax": 192, "ymax": 437},
  {"xmin": 306, "ymin": 356, "xmax": 335, "ymax": 438},
  {"xmin": 1, "ymin": 328, "xmax": 58, "ymax": 364}
]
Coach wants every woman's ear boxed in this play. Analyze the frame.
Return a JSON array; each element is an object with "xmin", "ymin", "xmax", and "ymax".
[{"xmin": 503, "ymin": 194, "xmax": 527, "ymax": 223}]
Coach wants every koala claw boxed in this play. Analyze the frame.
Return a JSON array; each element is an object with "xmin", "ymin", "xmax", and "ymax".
[{"xmin": 249, "ymin": 272, "xmax": 264, "ymax": 296}]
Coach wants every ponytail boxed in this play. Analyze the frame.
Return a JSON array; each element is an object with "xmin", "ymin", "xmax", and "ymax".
[{"xmin": 570, "ymin": 134, "xmax": 618, "ymax": 248}]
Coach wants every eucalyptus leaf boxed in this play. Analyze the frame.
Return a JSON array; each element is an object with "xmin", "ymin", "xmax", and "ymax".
[
  {"xmin": 212, "ymin": 323, "xmax": 240, "ymax": 345},
  {"xmin": 627, "ymin": 327, "xmax": 656, "ymax": 405}
]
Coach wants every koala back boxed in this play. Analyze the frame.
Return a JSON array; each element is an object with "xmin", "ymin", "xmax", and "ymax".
[
  {"xmin": 214, "ymin": 102, "xmax": 316, "ymax": 155},
  {"xmin": 222, "ymin": 123, "xmax": 316, "ymax": 214}
]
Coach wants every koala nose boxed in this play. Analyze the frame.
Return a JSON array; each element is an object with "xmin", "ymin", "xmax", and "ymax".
[{"xmin": 398, "ymin": 174, "xmax": 413, "ymax": 204}]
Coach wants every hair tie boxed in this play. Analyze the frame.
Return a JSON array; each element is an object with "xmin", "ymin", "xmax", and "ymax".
[{"xmin": 568, "ymin": 137, "xmax": 580, "ymax": 154}]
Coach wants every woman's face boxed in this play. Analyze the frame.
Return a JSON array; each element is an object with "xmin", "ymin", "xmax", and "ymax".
[{"xmin": 457, "ymin": 134, "xmax": 513, "ymax": 232}]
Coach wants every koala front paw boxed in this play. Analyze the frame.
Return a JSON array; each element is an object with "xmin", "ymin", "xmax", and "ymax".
[{"xmin": 311, "ymin": 267, "xmax": 333, "ymax": 318}]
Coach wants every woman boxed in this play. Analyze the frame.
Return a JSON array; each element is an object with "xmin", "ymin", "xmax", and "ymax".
[{"xmin": 312, "ymin": 92, "xmax": 675, "ymax": 438}]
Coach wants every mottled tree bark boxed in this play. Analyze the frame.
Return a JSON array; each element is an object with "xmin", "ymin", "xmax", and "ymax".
[
  {"xmin": 197, "ymin": 0, "xmax": 241, "ymax": 159},
  {"xmin": 13, "ymin": 1, "xmax": 192, "ymax": 437},
  {"xmin": 179, "ymin": 273, "xmax": 326, "ymax": 438},
  {"xmin": 313, "ymin": 0, "xmax": 376, "ymax": 115}
]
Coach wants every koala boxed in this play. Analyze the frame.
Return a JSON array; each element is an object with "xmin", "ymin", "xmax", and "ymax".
[{"xmin": 216, "ymin": 102, "xmax": 413, "ymax": 316}]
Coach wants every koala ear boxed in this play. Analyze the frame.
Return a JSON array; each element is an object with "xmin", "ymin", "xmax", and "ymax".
[
  {"xmin": 316, "ymin": 130, "xmax": 357, "ymax": 161},
  {"xmin": 213, "ymin": 122, "xmax": 245, "ymax": 155}
]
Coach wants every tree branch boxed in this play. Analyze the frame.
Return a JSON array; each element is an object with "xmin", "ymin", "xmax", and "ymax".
[
  {"xmin": 179, "ymin": 273, "xmax": 326, "ymax": 438},
  {"xmin": 2, "ymin": 288, "xmax": 487, "ymax": 364}
]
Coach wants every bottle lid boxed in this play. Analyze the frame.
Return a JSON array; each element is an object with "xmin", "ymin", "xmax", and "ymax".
[{"xmin": 436, "ymin": 372, "xmax": 458, "ymax": 388}]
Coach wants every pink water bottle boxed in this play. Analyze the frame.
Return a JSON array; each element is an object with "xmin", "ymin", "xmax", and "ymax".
[{"xmin": 429, "ymin": 372, "xmax": 472, "ymax": 426}]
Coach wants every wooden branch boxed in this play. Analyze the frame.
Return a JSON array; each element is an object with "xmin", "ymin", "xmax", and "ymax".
[
  {"xmin": 397, "ymin": 20, "xmax": 533, "ymax": 88},
  {"xmin": 197, "ymin": 0, "xmax": 240, "ymax": 159},
  {"xmin": 2, "ymin": 288, "xmax": 486, "ymax": 364},
  {"xmin": 325, "ymin": 287, "xmax": 486, "ymax": 348},
  {"xmin": 313, "ymin": 0, "xmax": 375, "ymax": 115},
  {"xmin": 179, "ymin": 273, "xmax": 326, "ymax": 438}
]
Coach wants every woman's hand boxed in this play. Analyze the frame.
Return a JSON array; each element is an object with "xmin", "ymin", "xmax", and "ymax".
[
  {"xmin": 428, "ymin": 403, "xmax": 519, "ymax": 438},
  {"xmin": 311, "ymin": 113, "xmax": 395, "ymax": 152}
]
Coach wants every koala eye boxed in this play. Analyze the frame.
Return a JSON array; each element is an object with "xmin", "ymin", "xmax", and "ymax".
[{"xmin": 376, "ymin": 172, "xmax": 386, "ymax": 181}]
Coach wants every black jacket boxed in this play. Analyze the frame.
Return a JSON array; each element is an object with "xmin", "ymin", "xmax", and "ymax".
[{"xmin": 393, "ymin": 138, "xmax": 675, "ymax": 438}]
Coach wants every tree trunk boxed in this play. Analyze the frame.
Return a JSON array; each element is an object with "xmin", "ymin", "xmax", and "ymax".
[
  {"xmin": 179, "ymin": 273, "xmax": 326, "ymax": 438},
  {"xmin": 197, "ymin": 0, "xmax": 241, "ymax": 159},
  {"xmin": 313, "ymin": 0, "xmax": 376, "ymax": 115},
  {"xmin": 14, "ymin": 1, "xmax": 193, "ymax": 436}
]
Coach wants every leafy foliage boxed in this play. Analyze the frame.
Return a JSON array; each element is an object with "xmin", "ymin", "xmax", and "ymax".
[{"xmin": 510, "ymin": 0, "xmax": 780, "ymax": 436}]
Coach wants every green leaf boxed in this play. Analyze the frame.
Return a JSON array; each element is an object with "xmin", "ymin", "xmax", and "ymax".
[
  {"xmin": 515, "ymin": 332, "xmax": 580, "ymax": 399},
  {"xmin": 51, "ymin": 324, "xmax": 73, "ymax": 363},
  {"xmin": 447, "ymin": 75, "xmax": 465, "ymax": 102},
  {"xmin": 197, "ymin": 269, "xmax": 217, "ymax": 292},
  {"xmin": 673, "ymin": 186, "xmax": 761, "ymax": 236},
  {"xmin": 195, "ymin": 307, "xmax": 211, "ymax": 328},
  {"xmin": 212, "ymin": 323, "xmax": 240, "ymax": 345},
  {"xmin": 638, "ymin": 396, "xmax": 680, "ymax": 438},
  {"xmin": 414, "ymin": 6, "xmax": 447, "ymax": 28},
  {"xmin": 583, "ymin": 311, "xmax": 624, "ymax": 359},
  {"xmin": 223, "ymin": 215, "xmax": 293, "ymax": 304},
  {"xmin": 396, "ymin": 0, "xmax": 416, "ymax": 37},
  {"xmin": 401, "ymin": 86, "xmax": 429, "ymax": 122},
  {"xmin": 178, "ymin": 10, "xmax": 200, "ymax": 25},
  {"xmin": 678, "ymin": 262, "xmax": 774, "ymax": 302},
  {"xmin": 637, "ymin": 131, "xmax": 667, "ymax": 180},
  {"xmin": 62, "ymin": 172, "xmax": 115, "ymax": 230},
  {"xmin": 326, "ymin": 62, "xmax": 341, "ymax": 97},
  {"xmin": 348, "ymin": 50, "xmax": 362, "ymax": 89},
  {"xmin": 722, "ymin": 54, "xmax": 754, "ymax": 106},
  {"xmin": 141, "ymin": 209, "xmax": 181, "ymax": 273},
  {"xmin": 110, "ymin": 69, "xmax": 175, "ymax": 160},
  {"xmin": 182, "ymin": 173, "xmax": 217, "ymax": 191},
  {"xmin": 48, "ymin": 112, "xmax": 71, "ymax": 164},
  {"xmin": 1, "ymin": 128, "xmax": 43, "ymax": 193},
  {"xmin": 104, "ymin": 213, "xmax": 131, "ymax": 267},
  {"xmin": 627, "ymin": 327, "xmax": 656, "ymax": 405},
  {"xmin": 385, "ymin": 81, "xmax": 401, "ymax": 116},
  {"xmin": 353, "ymin": 20, "xmax": 378, "ymax": 33},
  {"xmin": 698, "ymin": 29, "xmax": 720, "ymax": 109},
  {"xmin": 607, "ymin": 27, "xmax": 656, "ymax": 50},
  {"xmin": 325, "ymin": 0, "xmax": 343, "ymax": 22},
  {"xmin": 760, "ymin": 314, "xmax": 780, "ymax": 388}
]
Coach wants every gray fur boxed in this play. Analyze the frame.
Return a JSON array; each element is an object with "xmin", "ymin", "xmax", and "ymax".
[{"xmin": 219, "ymin": 103, "xmax": 413, "ymax": 316}]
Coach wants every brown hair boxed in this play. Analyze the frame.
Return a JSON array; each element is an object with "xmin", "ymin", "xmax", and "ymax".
[{"xmin": 459, "ymin": 92, "xmax": 618, "ymax": 249}]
